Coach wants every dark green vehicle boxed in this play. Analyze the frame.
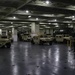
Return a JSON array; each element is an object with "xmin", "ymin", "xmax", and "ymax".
[{"xmin": 0, "ymin": 35, "xmax": 11, "ymax": 48}]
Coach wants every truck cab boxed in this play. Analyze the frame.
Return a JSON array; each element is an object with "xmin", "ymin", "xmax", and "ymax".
[{"xmin": 0, "ymin": 35, "xmax": 11, "ymax": 48}]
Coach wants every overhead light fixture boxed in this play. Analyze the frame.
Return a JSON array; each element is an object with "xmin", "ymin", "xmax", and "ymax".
[
  {"xmin": 36, "ymin": 18, "xmax": 38, "ymax": 20},
  {"xmin": 55, "ymin": 25, "xmax": 59, "ymax": 27},
  {"xmin": 40, "ymin": 28, "xmax": 43, "ymax": 29},
  {"xmin": 43, "ymin": 25, "xmax": 46, "ymax": 27},
  {"xmin": 26, "ymin": 10, "xmax": 29, "ymax": 13},
  {"xmin": 28, "ymin": 15, "xmax": 31, "ymax": 18},
  {"xmin": 60, "ymin": 30, "xmax": 64, "ymax": 32},
  {"xmin": 13, "ymin": 16, "xmax": 16, "ymax": 19},
  {"xmin": 49, "ymin": 23, "xmax": 51, "ymax": 24},
  {"xmin": 72, "ymin": 16, "xmax": 74, "ymax": 18},
  {"xmin": 9, "ymin": 26, "xmax": 14, "ymax": 27},
  {"xmin": 69, "ymin": 25, "xmax": 73, "ymax": 28},
  {"xmin": 46, "ymin": 27, "xmax": 51, "ymax": 28},
  {"xmin": 2, "ymin": 26, "xmax": 4, "ymax": 27},
  {"xmin": 72, "ymin": 18, "xmax": 75, "ymax": 20},
  {"xmin": 0, "ymin": 29, "xmax": 2, "ymax": 35},
  {"xmin": 55, "ymin": 19, "xmax": 57, "ymax": 21},
  {"xmin": 11, "ymin": 22, "xmax": 13, "ymax": 24},
  {"xmin": 68, "ymin": 24, "xmax": 70, "ymax": 25},
  {"xmin": 46, "ymin": 0, "xmax": 50, "ymax": 4},
  {"xmin": 22, "ymin": 26, "xmax": 27, "ymax": 27}
]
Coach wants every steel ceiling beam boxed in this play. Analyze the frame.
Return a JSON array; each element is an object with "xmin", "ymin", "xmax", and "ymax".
[{"xmin": 1, "ymin": 0, "xmax": 33, "ymax": 19}]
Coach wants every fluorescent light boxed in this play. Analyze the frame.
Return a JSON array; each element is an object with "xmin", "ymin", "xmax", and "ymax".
[
  {"xmin": 72, "ymin": 16, "xmax": 74, "ymax": 18},
  {"xmin": 49, "ymin": 23, "xmax": 51, "ymax": 24},
  {"xmin": 36, "ymin": 18, "xmax": 39, "ymax": 20},
  {"xmin": 28, "ymin": 15, "xmax": 31, "ymax": 18},
  {"xmin": 11, "ymin": 22, "xmax": 13, "ymax": 24},
  {"xmin": 40, "ymin": 28, "xmax": 43, "ymax": 29},
  {"xmin": 13, "ymin": 16, "xmax": 16, "ymax": 19},
  {"xmin": 22, "ymin": 26, "xmax": 27, "ymax": 27},
  {"xmin": 46, "ymin": 1, "xmax": 49, "ymax": 4},
  {"xmin": 72, "ymin": 18, "xmax": 75, "ymax": 20},
  {"xmin": 60, "ymin": 30, "xmax": 64, "ymax": 32},
  {"xmin": 69, "ymin": 25, "xmax": 73, "ymax": 28},
  {"xmin": 0, "ymin": 29, "xmax": 2, "ymax": 35},
  {"xmin": 9, "ymin": 26, "xmax": 13, "ymax": 27},
  {"xmin": 26, "ymin": 10, "xmax": 29, "ymax": 13},
  {"xmin": 55, "ymin": 19, "xmax": 57, "ymax": 21},
  {"xmin": 46, "ymin": 27, "xmax": 50, "ymax": 28},
  {"xmin": 68, "ymin": 24, "xmax": 70, "ymax": 25},
  {"xmin": 43, "ymin": 25, "xmax": 46, "ymax": 26},
  {"xmin": 55, "ymin": 25, "xmax": 59, "ymax": 27}
]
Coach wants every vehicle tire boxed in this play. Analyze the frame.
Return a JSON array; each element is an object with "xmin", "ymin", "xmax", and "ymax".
[
  {"xmin": 11, "ymin": 39, "xmax": 13, "ymax": 43},
  {"xmin": 31, "ymin": 39, "xmax": 35, "ymax": 44},
  {"xmin": 1, "ymin": 45, "xmax": 5, "ymax": 48},
  {"xmin": 6, "ymin": 43, "xmax": 11, "ymax": 48},
  {"xmin": 39, "ymin": 40, "xmax": 43, "ymax": 45},
  {"xmin": 63, "ymin": 39, "xmax": 67, "ymax": 44},
  {"xmin": 49, "ymin": 41, "xmax": 52, "ymax": 45},
  {"xmin": 54, "ymin": 39, "xmax": 57, "ymax": 43}
]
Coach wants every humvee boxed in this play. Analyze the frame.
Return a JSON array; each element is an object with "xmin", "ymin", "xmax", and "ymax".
[
  {"xmin": 31, "ymin": 35, "xmax": 54, "ymax": 45},
  {"xmin": 0, "ymin": 35, "xmax": 11, "ymax": 48},
  {"xmin": 55, "ymin": 34, "xmax": 72, "ymax": 43},
  {"xmin": 21, "ymin": 34, "xmax": 31, "ymax": 41}
]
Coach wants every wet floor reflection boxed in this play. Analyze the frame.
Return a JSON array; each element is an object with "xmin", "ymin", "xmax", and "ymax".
[
  {"xmin": 0, "ymin": 42, "xmax": 74, "ymax": 75},
  {"xmin": 67, "ymin": 47, "xmax": 75, "ymax": 69},
  {"xmin": 11, "ymin": 44, "xmax": 18, "ymax": 75}
]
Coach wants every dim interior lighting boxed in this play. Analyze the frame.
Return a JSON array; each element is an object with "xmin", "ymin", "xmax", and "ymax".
[
  {"xmin": 22, "ymin": 26, "xmax": 27, "ymax": 27},
  {"xmin": 13, "ymin": 16, "xmax": 15, "ymax": 19},
  {"xmin": 68, "ymin": 24, "xmax": 70, "ymax": 25},
  {"xmin": 26, "ymin": 10, "xmax": 29, "ymax": 13},
  {"xmin": 46, "ymin": 27, "xmax": 51, "ymax": 28},
  {"xmin": 40, "ymin": 28, "xmax": 43, "ymax": 29},
  {"xmin": 72, "ymin": 18, "xmax": 75, "ymax": 20},
  {"xmin": 0, "ymin": 29, "xmax": 2, "ymax": 35},
  {"xmin": 60, "ymin": 30, "xmax": 64, "ymax": 32},
  {"xmin": 11, "ymin": 22, "xmax": 13, "ymax": 24},
  {"xmin": 69, "ymin": 25, "xmax": 73, "ymax": 28},
  {"xmin": 2, "ymin": 26, "xmax": 4, "ymax": 27},
  {"xmin": 9, "ymin": 26, "xmax": 14, "ymax": 27},
  {"xmin": 28, "ymin": 15, "xmax": 31, "ymax": 18},
  {"xmin": 43, "ymin": 25, "xmax": 46, "ymax": 26},
  {"xmin": 49, "ymin": 23, "xmax": 51, "ymax": 24},
  {"xmin": 72, "ymin": 16, "xmax": 74, "ymax": 18},
  {"xmin": 36, "ymin": 18, "xmax": 39, "ymax": 20},
  {"xmin": 55, "ymin": 25, "xmax": 59, "ymax": 27},
  {"xmin": 46, "ymin": 0, "xmax": 50, "ymax": 4},
  {"xmin": 55, "ymin": 19, "xmax": 57, "ymax": 21}
]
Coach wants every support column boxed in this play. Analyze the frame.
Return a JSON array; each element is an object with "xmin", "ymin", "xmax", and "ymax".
[
  {"xmin": 50, "ymin": 29, "xmax": 54, "ymax": 36},
  {"xmin": 31, "ymin": 22, "xmax": 39, "ymax": 37},
  {"xmin": 0, "ymin": 29, "xmax": 2, "ymax": 35},
  {"xmin": 46, "ymin": 29, "xmax": 50, "ymax": 34},
  {"xmin": 12, "ymin": 27, "xmax": 18, "ymax": 42}
]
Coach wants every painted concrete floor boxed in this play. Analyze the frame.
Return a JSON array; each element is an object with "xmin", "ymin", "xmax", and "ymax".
[{"xmin": 0, "ymin": 42, "xmax": 75, "ymax": 75}]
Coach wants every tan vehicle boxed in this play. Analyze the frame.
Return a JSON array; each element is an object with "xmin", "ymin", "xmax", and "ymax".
[
  {"xmin": 55, "ymin": 35, "xmax": 64, "ymax": 42},
  {"xmin": 31, "ymin": 35, "xmax": 54, "ymax": 45},
  {"xmin": 0, "ymin": 36, "xmax": 11, "ymax": 48},
  {"xmin": 55, "ymin": 34, "xmax": 72, "ymax": 43},
  {"xmin": 21, "ymin": 34, "xmax": 31, "ymax": 41}
]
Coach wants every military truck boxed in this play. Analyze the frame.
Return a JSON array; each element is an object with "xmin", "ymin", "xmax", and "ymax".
[
  {"xmin": 55, "ymin": 34, "xmax": 72, "ymax": 43},
  {"xmin": 21, "ymin": 34, "xmax": 31, "ymax": 41},
  {"xmin": 0, "ymin": 35, "xmax": 11, "ymax": 48},
  {"xmin": 31, "ymin": 35, "xmax": 54, "ymax": 45}
]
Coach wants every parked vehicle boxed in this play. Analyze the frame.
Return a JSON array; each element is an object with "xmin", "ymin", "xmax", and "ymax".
[
  {"xmin": 31, "ymin": 35, "xmax": 54, "ymax": 45},
  {"xmin": 0, "ymin": 35, "xmax": 11, "ymax": 48}
]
